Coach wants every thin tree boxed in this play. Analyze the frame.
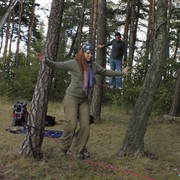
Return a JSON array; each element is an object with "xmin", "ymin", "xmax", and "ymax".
[
  {"xmin": 89, "ymin": 0, "xmax": 98, "ymax": 115},
  {"xmin": 128, "ymin": 0, "xmax": 136, "ymax": 69},
  {"xmin": 19, "ymin": 0, "xmax": 64, "ymax": 158},
  {"xmin": 91, "ymin": 0, "xmax": 106, "ymax": 120},
  {"xmin": 77, "ymin": 0, "xmax": 85, "ymax": 51},
  {"xmin": 150, "ymin": 0, "xmax": 155, "ymax": 58},
  {"xmin": 124, "ymin": 0, "xmax": 136, "ymax": 114},
  {"xmin": 151, "ymin": 0, "xmax": 155, "ymax": 38},
  {"xmin": 123, "ymin": 0, "xmax": 130, "ymax": 63},
  {"xmin": 27, "ymin": 0, "xmax": 35, "ymax": 63},
  {"xmin": 8, "ymin": 8, "xmax": 15, "ymax": 77},
  {"xmin": 0, "ymin": 28, "xmax": 3, "ymax": 52},
  {"xmin": 164, "ymin": 0, "xmax": 173, "ymax": 79},
  {"xmin": 15, "ymin": 0, "xmax": 23, "ymax": 68},
  {"xmin": 144, "ymin": 0, "xmax": 152, "ymax": 75},
  {"xmin": 2, "ymin": 0, "xmax": 13, "ymax": 71},
  {"xmin": 117, "ymin": 0, "xmax": 168, "ymax": 157},
  {"xmin": 173, "ymin": 29, "xmax": 180, "ymax": 61},
  {"xmin": 89, "ymin": 0, "xmax": 98, "ymax": 56},
  {"xmin": 0, "ymin": 0, "xmax": 19, "ymax": 30}
]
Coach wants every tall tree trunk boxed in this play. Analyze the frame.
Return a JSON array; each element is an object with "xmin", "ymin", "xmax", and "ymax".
[
  {"xmin": 8, "ymin": 8, "xmax": 15, "ymax": 77},
  {"xmin": 173, "ymin": 29, "xmax": 179, "ymax": 61},
  {"xmin": 27, "ymin": 0, "xmax": 35, "ymax": 64},
  {"xmin": 91, "ymin": 0, "xmax": 106, "ymax": 120},
  {"xmin": 133, "ymin": 1, "xmax": 139, "ymax": 59},
  {"xmin": 19, "ymin": 0, "xmax": 64, "ymax": 158},
  {"xmin": 150, "ymin": 0, "xmax": 155, "ymax": 58},
  {"xmin": 151, "ymin": 0, "xmax": 155, "ymax": 38},
  {"xmin": 144, "ymin": 0, "xmax": 152, "ymax": 76},
  {"xmin": 124, "ymin": 0, "xmax": 135, "ymax": 114},
  {"xmin": 89, "ymin": 0, "xmax": 98, "ymax": 57},
  {"xmin": 128, "ymin": 0, "xmax": 136, "ymax": 69},
  {"xmin": 164, "ymin": 0, "xmax": 172, "ymax": 79},
  {"xmin": 117, "ymin": 0, "xmax": 168, "ymax": 157},
  {"xmin": 9, "ymin": 7, "xmax": 15, "ymax": 59},
  {"xmin": 15, "ymin": 0, "xmax": 23, "ymax": 68},
  {"xmin": 77, "ymin": 0, "xmax": 85, "ymax": 51},
  {"xmin": 89, "ymin": 0, "xmax": 98, "ymax": 115},
  {"xmin": 167, "ymin": 0, "xmax": 172, "ymax": 32},
  {"xmin": 169, "ymin": 67, "xmax": 180, "ymax": 116},
  {"xmin": 0, "ymin": 28, "xmax": 3, "ymax": 53},
  {"xmin": 2, "ymin": 0, "xmax": 13, "ymax": 72},
  {"xmin": 123, "ymin": 0, "xmax": 130, "ymax": 63}
]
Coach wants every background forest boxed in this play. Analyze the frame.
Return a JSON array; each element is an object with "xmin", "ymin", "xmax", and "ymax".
[{"xmin": 0, "ymin": 0, "xmax": 180, "ymax": 115}]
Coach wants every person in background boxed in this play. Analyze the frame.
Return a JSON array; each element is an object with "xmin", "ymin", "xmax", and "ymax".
[
  {"xmin": 37, "ymin": 42, "xmax": 129, "ymax": 160},
  {"xmin": 98, "ymin": 32, "xmax": 126, "ymax": 89}
]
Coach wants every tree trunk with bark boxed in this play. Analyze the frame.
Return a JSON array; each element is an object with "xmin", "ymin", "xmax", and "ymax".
[
  {"xmin": 150, "ymin": 0, "xmax": 155, "ymax": 58},
  {"xmin": 91, "ymin": 0, "xmax": 106, "ymax": 120},
  {"xmin": 169, "ymin": 67, "xmax": 180, "ymax": 116},
  {"xmin": 128, "ymin": 0, "xmax": 136, "ymax": 69},
  {"xmin": 123, "ymin": 0, "xmax": 130, "ymax": 63},
  {"xmin": 77, "ymin": 0, "xmax": 85, "ymax": 51},
  {"xmin": 2, "ymin": 0, "xmax": 12, "ymax": 71},
  {"xmin": 15, "ymin": 0, "xmax": 23, "ymax": 68},
  {"xmin": 0, "ymin": 0, "xmax": 19, "ymax": 30},
  {"xmin": 172, "ymin": 29, "xmax": 179, "ymax": 61},
  {"xmin": 8, "ymin": 8, "xmax": 15, "ymax": 76},
  {"xmin": 0, "ymin": 28, "xmax": 3, "ymax": 53},
  {"xmin": 19, "ymin": 0, "xmax": 64, "ymax": 158},
  {"xmin": 88, "ymin": 0, "xmax": 98, "ymax": 114},
  {"xmin": 144, "ymin": 0, "xmax": 152, "ymax": 76},
  {"xmin": 164, "ymin": 0, "xmax": 172, "ymax": 79},
  {"xmin": 89, "ymin": 0, "xmax": 98, "ymax": 57},
  {"xmin": 27, "ymin": 0, "xmax": 35, "ymax": 63},
  {"xmin": 133, "ymin": 1, "xmax": 139, "ymax": 59},
  {"xmin": 117, "ymin": 0, "xmax": 168, "ymax": 157},
  {"xmin": 124, "ymin": 0, "xmax": 136, "ymax": 114}
]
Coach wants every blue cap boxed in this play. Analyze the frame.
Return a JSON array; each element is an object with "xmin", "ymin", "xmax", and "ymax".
[{"xmin": 83, "ymin": 42, "xmax": 93, "ymax": 53}]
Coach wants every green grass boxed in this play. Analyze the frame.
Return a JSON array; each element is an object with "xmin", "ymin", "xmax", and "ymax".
[{"xmin": 0, "ymin": 98, "xmax": 180, "ymax": 180}]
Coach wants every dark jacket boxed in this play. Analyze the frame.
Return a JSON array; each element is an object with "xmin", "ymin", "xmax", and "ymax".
[{"xmin": 104, "ymin": 39, "xmax": 125, "ymax": 60}]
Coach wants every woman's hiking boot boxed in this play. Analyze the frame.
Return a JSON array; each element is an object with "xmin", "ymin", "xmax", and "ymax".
[
  {"xmin": 77, "ymin": 153, "xmax": 85, "ymax": 160},
  {"xmin": 83, "ymin": 148, "xmax": 90, "ymax": 158}
]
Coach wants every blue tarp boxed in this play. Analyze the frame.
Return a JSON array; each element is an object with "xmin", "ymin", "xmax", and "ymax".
[{"xmin": 7, "ymin": 126, "xmax": 77, "ymax": 138}]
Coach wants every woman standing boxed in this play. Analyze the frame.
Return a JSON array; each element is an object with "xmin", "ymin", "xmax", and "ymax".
[{"xmin": 37, "ymin": 42, "xmax": 129, "ymax": 160}]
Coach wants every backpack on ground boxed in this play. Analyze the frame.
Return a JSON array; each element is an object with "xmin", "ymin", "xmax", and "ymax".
[
  {"xmin": 13, "ymin": 102, "xmax": 29, "ymax": 126},
  {"xmin": 45, "ymin": 115, "xmax": 56, "ymax": 126}
]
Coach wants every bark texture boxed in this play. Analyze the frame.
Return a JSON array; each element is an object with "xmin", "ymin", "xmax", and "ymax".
[
  {"xmin": 123, "ymin": 0, "xmax": 130, "ymax": 62},
  {"xmin": 15, "ymin": 0, "xmax": 23, "ymax": 68},
  {"xmin": 19, "ymin": 0, "xmax": 64, "ymax": 158},
  {"xmin": 27, "ymin": 0, "xmax": 35, "ymax": 63},
  {"xmin": 89, "ymin": 0, "xmax": 98, "ymax": 58},
  {"xmin": 91, "ymin": 0, "xmax": 106, "ymax": 120},
  {"xmin": 169, "ymin": 67, "xmax": 180, "ymax": 116},
  {"xmin": 117, "ymin": 0, "xmax": 168, "ymax": 157}
]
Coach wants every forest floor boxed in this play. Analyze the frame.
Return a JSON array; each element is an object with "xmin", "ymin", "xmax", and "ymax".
[{"xmin": 0, "ymin": 98, "xmax": 180, "ymax": 180}]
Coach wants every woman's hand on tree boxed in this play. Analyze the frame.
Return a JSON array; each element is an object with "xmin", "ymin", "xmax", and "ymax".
[
  {"xmin": 123, "ymin": 66, "xmax": 130, "ymax": 75},
  {"xmin": 97, "ymin": 44, "xmax": 104, "ymax": 49},
  {"xmin": 37, "ymin": 53, "xmax": 45, "ymax": 63}
]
